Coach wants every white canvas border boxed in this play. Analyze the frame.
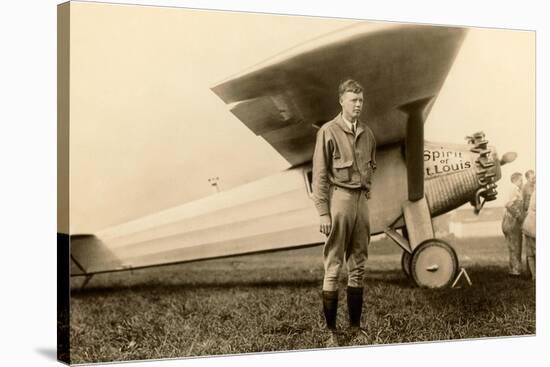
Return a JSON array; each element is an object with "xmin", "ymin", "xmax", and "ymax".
[{"xmin": 0, "ymin": 0, "xmax": 546, "ymax": 366}]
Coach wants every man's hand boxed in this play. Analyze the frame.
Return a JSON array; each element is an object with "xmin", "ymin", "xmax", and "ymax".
[{"xmin": 320, "ymin": 214, "xmax": 332, "ymax": 236}]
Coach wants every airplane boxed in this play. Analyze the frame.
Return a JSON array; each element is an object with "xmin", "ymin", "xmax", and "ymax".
[{"xmin": 68, "ymin": 22, "xmax": 517, "ymax": 289}]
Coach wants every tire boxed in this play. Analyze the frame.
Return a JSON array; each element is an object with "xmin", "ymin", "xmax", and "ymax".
[{"xmin": 410, "ymin": 239, "xmax": 459, "ymax": 289}]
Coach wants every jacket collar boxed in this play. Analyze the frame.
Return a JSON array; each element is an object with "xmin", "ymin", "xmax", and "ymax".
[{"xmin": 335, "ymin": 113, "xmax": 365, "ymax": 137}]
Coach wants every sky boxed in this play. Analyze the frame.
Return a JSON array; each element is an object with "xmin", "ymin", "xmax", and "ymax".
[{"xmin": 68, "ymin": 2, "xmax": 535, "ymax": 233}]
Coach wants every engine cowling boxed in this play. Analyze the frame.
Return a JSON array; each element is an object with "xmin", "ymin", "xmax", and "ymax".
[{"xmin": 423, "ymin": 132, "xmax": 504, "ymax": 216}]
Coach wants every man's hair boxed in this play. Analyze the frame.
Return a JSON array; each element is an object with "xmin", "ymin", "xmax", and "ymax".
[
  {"xmin": 511, "ymin": 172, "xmax": 523, "ymax": 183},
  {"xmin": 525, "ymin": 169, "xmax": 535, "ymax": 179},
  {"xmin": 338, "ymin": 79, "xmax": 363, "ymax": 98}
]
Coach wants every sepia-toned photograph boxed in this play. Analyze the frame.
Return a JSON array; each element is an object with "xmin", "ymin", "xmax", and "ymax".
[{"xmin": 57, "ymin": 1, "xmax": 536, "ymax": 364}]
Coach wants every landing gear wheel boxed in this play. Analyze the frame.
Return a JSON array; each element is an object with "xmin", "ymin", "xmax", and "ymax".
[
  {"xmin": 401, "ymin": 251, "xmax": 412, "ymax": 278},
  {"xmin": 410, "ymin": 239, "xmax": 459, "ymax": 289}
]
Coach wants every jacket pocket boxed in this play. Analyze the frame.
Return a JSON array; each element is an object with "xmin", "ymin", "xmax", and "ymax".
[{"xmin": 333, "ymin": 160, "xmax": 353, "ymax": 182}]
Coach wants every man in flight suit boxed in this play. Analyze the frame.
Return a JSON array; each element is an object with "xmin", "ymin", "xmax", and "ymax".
[{"xmin": 312, "ymin": 79, "xmax": 376, "ymax": 347}]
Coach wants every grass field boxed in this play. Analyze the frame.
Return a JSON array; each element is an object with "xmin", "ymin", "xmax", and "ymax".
[{"xmin": 69, "ymin": 235, "xmax": 535, "ymax": 364}]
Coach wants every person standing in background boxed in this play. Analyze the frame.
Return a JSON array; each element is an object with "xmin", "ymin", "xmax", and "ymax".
[
  {"xmin": 522, "ymin": 170, "xmax": 535, "ymax": 212},
  {"xmin": 522, "ymin": 187, "xmax": 536, "ymax": 280},
  {"xmin": 501, "ymin": 172, "xmax": 525, "ymax": 276}
]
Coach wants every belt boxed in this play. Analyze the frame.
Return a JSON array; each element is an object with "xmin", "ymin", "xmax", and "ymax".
[{"xmin": 333, "ymin": 185, "xmax": 370, "ymax": 193}]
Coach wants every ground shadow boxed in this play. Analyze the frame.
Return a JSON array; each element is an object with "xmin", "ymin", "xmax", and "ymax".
[{"xmin": 71, "ymin": 277, "xmax": 322, "ymax": 297}]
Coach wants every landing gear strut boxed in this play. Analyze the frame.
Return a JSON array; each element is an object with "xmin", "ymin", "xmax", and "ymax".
[
  {"xmin": 401, "ymin": 251, "xmax": 411, "ymax": 278},
  {"xmin": 400, "ymin": 228, "xmax": 411, "ymax": 278}
]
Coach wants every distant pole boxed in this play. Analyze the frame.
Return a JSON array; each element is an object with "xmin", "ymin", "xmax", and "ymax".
[{"xmin": 208, "ymin": 177, "xmax": 221, "ymax": 192}]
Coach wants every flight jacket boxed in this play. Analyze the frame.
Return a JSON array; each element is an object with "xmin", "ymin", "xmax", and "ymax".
[{"xmin": 312, "ymin": 113, "xmax": 377, "ymax": 216}]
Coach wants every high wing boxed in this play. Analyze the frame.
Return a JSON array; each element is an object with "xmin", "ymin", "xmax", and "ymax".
[
  {"xmin": 70, "ymin": 23, "xmax": 468, "ymax": 278},
  {"xmin": 211, "ymin": 23, "xmax": 467, "ymax": 167}
]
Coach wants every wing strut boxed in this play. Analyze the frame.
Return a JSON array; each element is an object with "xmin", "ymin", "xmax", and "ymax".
[{"xmin": 398, "ymin": 96, "xmax": 434, "ymax": 201}]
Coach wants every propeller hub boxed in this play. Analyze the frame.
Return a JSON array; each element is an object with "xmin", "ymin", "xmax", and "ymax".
[{"xmin": 500, "ymin": 152, "xmax": 518, "ymax": 166}]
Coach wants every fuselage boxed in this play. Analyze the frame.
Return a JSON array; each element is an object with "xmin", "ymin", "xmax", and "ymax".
[{"xmin": 71, "ymin": 138, "xmax": 504, "ymax": 276}]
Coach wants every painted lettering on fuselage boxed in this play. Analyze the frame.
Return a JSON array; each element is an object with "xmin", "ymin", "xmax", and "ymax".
[{"xmin": 424, "ymin": 148, "xmax": 473, "ymax": 177}]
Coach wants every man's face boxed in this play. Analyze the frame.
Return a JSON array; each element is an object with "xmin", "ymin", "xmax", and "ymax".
[
  {"xmin": 528, "ymin": 174, "xmax": 536, "ymax": 184},
  {"xmin": 514, "ymin": 177, "xmax": 523, "ymax": 189},
  {"xmin": 340, "ymin": 91, "xmax": 364, "ymax": 121}
]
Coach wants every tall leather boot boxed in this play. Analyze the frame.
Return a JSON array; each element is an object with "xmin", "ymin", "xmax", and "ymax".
[
  {"xmin": 322, "ymin": 290, "xmax": 339, "ymax": 347},
  {"xmin": 347, "ymin": 286, "xmax": 368, "ymax": 344},
  {"xmin": 347, "ymin": 286, "xmax": 363, "ymax": 328}
]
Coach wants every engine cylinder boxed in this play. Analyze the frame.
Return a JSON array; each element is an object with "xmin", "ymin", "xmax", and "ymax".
[
  {"xmin": 425, "ymin": 169, "xmax": 478, "ymax": 216},
  {"xmin": 423, "ymin": 132, "xmax": 500, "ymax": 216}
]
